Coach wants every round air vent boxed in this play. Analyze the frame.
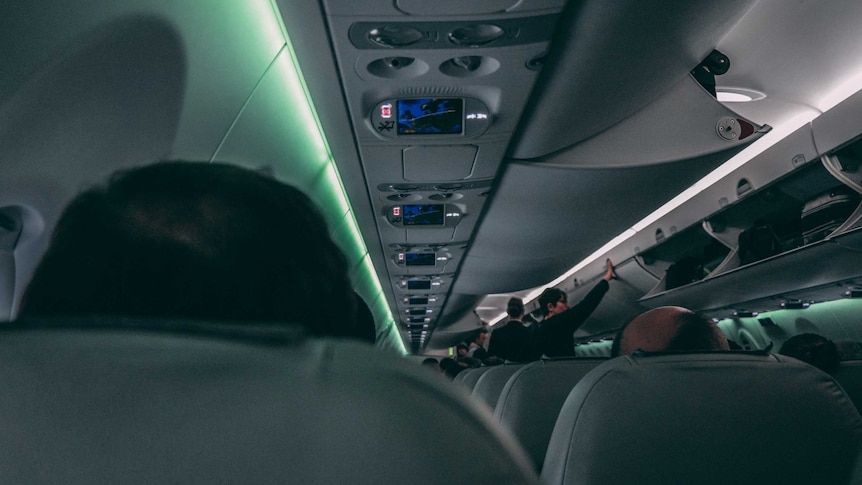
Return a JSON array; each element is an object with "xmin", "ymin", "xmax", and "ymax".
[
  {"xmin": 448, "ymin": 24, "xmax": 504, "ymax": 47},
  {"xmin": 526, "ymin": 52, "xmax": 546, "ymax": 71},
  {"xmin": 368, "ymin": 25, "xmax": 424, "ymax": 48},
  {"xmin": 386, "ymin": 193, "xmax": 422, "ymax": 202},
  {"xmin": 439, "ymin": 56, "xmax": 499, "ymax": 78},
  {"xmin": 429, "ymin": 192, "xmax": 463, "ymax": 201},
  {"xmin": 367, "ymin": 57, "xmax": 429, "ymax": 79}
]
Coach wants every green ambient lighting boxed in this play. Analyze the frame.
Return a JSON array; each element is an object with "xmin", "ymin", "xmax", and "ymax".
[{"xmin": 267, "ymin": 1, "xmax": 404, "ymax": 353}]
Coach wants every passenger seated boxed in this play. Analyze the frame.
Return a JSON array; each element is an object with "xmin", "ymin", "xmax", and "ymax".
[
  {"xmin": 19, "ymin": 161, "xmax": 366, "ymax": 339},
  {"xmin": 9, "ymin": 162, "xmax": 540, "ymax": 483},
  {"xmin": 780, "ymin": 333, "xmax": 840, "ymax": 373},
  {"xmin": 610, "ymin": 306, "xmax": 729, "ymax": 356},
  {"xmin": 466, "ymin": 329, "xmax": 490, "ymax": 360}
]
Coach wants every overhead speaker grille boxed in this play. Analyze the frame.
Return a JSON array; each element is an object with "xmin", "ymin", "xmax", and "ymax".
[{"xmin": 399, "ymin": 86, "xmax": 462, "ymax": 96}]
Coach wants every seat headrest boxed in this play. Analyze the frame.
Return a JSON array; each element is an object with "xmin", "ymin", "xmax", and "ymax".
[
  {"xmin": 542, "ymin": 352, "xmax": 862, "ymax": 485},
  {"xmin": 0, "ymin": 318, "xmax": 537, "ymax": 484}
]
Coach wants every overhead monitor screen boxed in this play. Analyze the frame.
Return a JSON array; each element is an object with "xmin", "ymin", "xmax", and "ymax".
[
  {"xmin": 397, "ymin": 98, "xmax": 463, "ymax": 135},
  {"xmin": 408, "ymin": 296, "xmax": 429, "ymax": 305},
  {"xmin": 402, "ymin": 204, "xmax": 445, "ymax": 225},
  {"xmin": 406, "ymin": 280, "xmax": 432, "ymax": 290},
  {"xmin": 408, "ymin": 308, "xmax": 427, "ymax": 316},
  {"xmin": 405, "ymin": 252, "xmax": 436, "ymax": 266}
]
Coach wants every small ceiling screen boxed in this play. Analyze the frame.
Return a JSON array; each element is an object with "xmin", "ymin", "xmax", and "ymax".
[
  {"xmin": 405, "ymin": 252, "xmax": 436, "ymax": 266},
  {"xmin": 403, "ymin": 204, "xmax": 445, "ymax": 225},
  {"xmin": 397, "ymin": 98, "xmax": 463, "ymax": 135}
]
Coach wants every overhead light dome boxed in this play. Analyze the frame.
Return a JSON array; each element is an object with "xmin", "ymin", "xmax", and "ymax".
[{"xmin": 716, "ymin": 87, "xmax": 767, "ymax": 103}]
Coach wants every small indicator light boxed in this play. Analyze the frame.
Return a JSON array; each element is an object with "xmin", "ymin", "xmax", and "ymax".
[{"xmin": 380, "ymin": 103, "xmax": 392, "ymax": 119}]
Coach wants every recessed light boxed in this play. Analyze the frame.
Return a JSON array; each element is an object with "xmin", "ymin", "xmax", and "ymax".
[{"xmin": 715, "ymin": 87, "xmax": 766, "ymax": 103}]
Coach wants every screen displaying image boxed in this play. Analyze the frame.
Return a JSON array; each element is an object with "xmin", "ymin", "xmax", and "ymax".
[
  {"xmin": 405, "ymin": 252, "xmax": 436, "ymax": 266},
  {"xmin": 408, "ymin": 296, "xmax": 429, "ymax": 305},
  {"xmin": 402, "ymin": 204, "xmax": 445, "ymax": 225},
  {"xmin": 397, "ymin": 98, "xmax": 463, "ymax": 135},
  {"xmin": 406, "ymin": 280, "xmax": 432, "ymax": 290}
]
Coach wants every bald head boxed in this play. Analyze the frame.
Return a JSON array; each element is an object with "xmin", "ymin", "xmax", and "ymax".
[{"xmin": 614, "ymin": 306, "xmax": 729, "ymax": 356}]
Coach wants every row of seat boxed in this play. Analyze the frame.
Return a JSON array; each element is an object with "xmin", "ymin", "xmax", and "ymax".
[
  {"xmin": 12, "ymin": 315, "xmax": 861, "ymax": 484},
  {"xmin": 2, "ymin": 318, "xmax": 539, "ymax": 484},
  {"xmin": 455, "ymin": 354, "xmax": 862, "ymax": 484},
  {"xmin": 455, "ymin": 359, "xmax": 606, "ymax": 472}
]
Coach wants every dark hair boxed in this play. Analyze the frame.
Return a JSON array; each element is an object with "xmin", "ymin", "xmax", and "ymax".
[
  {"xmin": 537, "ymin": 288, "xmax": 566, "ymax": 316},
  {"xmin": 439, "ymin": 357, "xmax": 462, "ymax": 378},
  {"xmin": 780, "ymin": 333, "xmax": 840, "ymax": 373},
  {"xmin": 506, "ymin": 297, "xmax": 525, "ymax": 319},
  {"xmin": 665, "ymin": 312, "xmax": 725, "ymax": 352},
  {"xmin": 20, "ymin": 161, "xmax": 356, "ymax": 337}
]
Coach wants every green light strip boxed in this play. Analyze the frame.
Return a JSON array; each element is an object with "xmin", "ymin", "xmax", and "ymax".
[{"xmin": 267, "ymin": 1, "xmax": 404, "ymax": 353}]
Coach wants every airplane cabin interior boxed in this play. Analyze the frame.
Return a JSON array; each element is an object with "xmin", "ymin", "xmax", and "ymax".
[{"xmin": 3, "ymin": 1, "xmax": 862, "ymax": 483}]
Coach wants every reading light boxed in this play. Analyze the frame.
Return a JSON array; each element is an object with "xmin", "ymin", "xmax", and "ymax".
[
  {"xmin": 448, "ymin": 24, "xmax": 504, "ymax": 46},
  {"xmin": 733, "ymin": 310, "xmax": 758, "ymax": 318},
  {"xmin": 368, "ymin": 25, "xmax": 424, "ymax": 47},
  {"xmin": 781, "ymin": 299, "xmax": 810, "ymax": 309}
]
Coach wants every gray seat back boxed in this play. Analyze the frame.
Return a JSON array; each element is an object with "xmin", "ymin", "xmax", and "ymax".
[
  {"xmin": 542, "ymin": 352, "xmax": 862, "ymax": 485},
  {"xmin": 0, "ymin": 319, "xmax": 537, "ymax": 484},
  {"xmin": 494, "ymin": 358, "xmax": 606, "ymax": 472},
  {"xmin": 454, "ymin": 365, "xmax": 493, "ymax": 392},
  {"xmin": 471, "ymin": 363, "xmax": 526, "ymax": 410}
]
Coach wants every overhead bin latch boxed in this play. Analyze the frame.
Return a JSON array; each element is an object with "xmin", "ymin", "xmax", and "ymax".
[{"xmin": 691, "ymin": 49, "xmax": 730, "ymax": 97}]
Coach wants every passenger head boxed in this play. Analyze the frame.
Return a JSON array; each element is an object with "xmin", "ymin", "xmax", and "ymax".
[
  {"xmin": 506, "ymin": 297, "xmax": 525, "ymax": 320},
  {"xmin": 472, "ymin": 329, "xmax": 488, "ymax": 346},
  {"xmin": 538, "ymin": 287, "xmax": 568, "ymax": 318},
  {"xmin": 439, "ymin": 357, "xmax": 461, "ymax": 378},
  {"xmin": 20, "ymin": 161, "xmax": 357, "ymax": 337},
  {"xmin": 612, "ymin": 306, "xmax": 729, "ymax": 356},
  {"xmin": 456, "ymin": 343, "xmax": 469, "ymax": 358},
  {"xmin": 780, "ymin": 333, "xmax": 840, "ymax": 373},
  {"xmin": 421, "ymin": 357, "xmax": 440, "ymax": 372}
]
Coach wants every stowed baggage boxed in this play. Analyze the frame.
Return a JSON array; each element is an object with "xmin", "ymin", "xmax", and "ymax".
[{"xmin": 801, "ymin": 187, "xmax": 860, "ymax": 245}]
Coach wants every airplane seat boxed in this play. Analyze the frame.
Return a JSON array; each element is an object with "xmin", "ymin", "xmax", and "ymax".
[
  {"xmin": 0, "ymin": 317, "xmax": 537, "ymax": 484},
  {"xmin": 834, "ymin": 360, "xmax": 862, "ymax": 412},
  {"xmin": 541, "ymin": 352, "xmax": 862, "ymax": 485},
  {"xmin": 454, "ymin": 365, "xmax": 493, "ymax": 392},
  {"xmin": 494, "ymin": 358, "xmax": 607, "ymax": 473},
  {"xmin": 471, "ymin": 363, "xmax": 526, "ymax": 410}
]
